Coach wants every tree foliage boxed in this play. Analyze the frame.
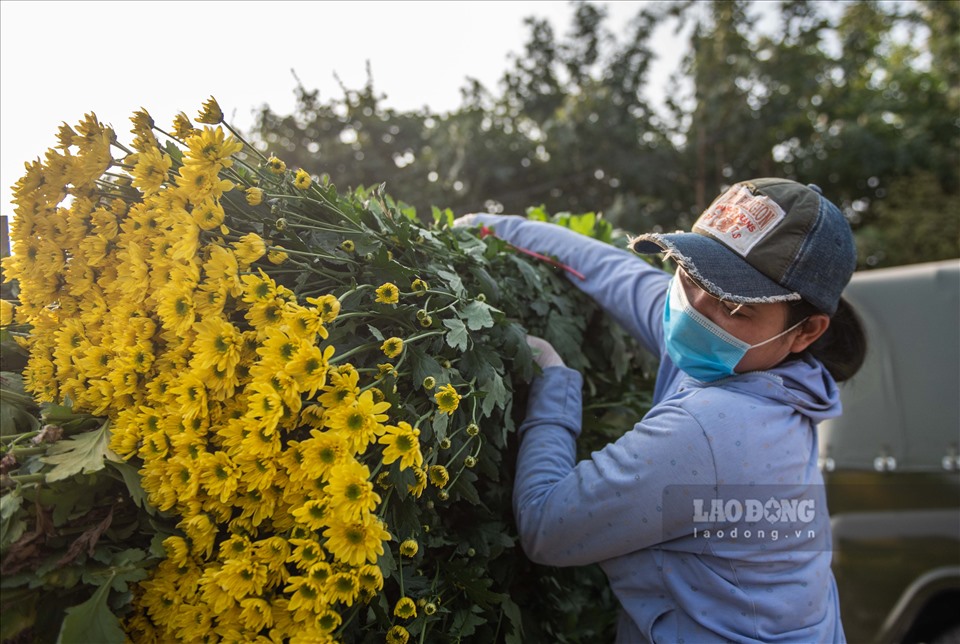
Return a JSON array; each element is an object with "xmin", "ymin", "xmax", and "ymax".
[{"xmin": 252, "ymin": 0, "xmax": 958, "ymax": 270}]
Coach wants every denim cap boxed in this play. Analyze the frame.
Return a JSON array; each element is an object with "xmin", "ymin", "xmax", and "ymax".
[{"xmin": 630, "ymin": 178, "xmax": 856, "ymax": 315}]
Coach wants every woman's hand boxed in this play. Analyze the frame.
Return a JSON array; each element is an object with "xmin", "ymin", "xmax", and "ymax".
[
  {"xmin": 451, "ymin": 213, "xmax": 479, "ymax": 228},
  {"xmin": 526, "ymin": 335, "xmax": 565, "ymax": 369}
]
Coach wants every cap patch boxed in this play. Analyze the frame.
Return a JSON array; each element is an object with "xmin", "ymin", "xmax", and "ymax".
[{"xmin": 694, "ymin": 184, "xmax": 786, "ymax": 257}]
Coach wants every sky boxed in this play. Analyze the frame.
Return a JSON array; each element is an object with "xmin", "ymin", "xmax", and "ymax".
[{"xmin": 1, "ymin": 0, "xmax": 690, "ymax": 213}]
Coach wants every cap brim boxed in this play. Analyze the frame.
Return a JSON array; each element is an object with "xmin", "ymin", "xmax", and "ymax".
[{"xmin": 631, "ymin": 232, "xmax": 801, "ymax": 304}]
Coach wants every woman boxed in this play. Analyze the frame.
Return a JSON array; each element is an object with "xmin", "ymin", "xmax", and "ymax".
[{"xmin": 457, "ymin": 178, "xmax": 865, "ymax": 643}]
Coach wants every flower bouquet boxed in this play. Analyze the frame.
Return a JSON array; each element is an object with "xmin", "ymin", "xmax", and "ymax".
[{"xmin": 0, "ymin": 98, "xmax": 653, "ymax": 643}]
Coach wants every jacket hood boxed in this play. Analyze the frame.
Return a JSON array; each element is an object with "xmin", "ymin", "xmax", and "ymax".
[{"xmin": 709, "ymin": 353, "xmax": 843, "ymax": 424}]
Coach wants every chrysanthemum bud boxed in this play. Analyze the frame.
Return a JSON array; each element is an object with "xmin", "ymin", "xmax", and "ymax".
[
  {"xmin": 245, "ymin": 187, "xmax": 264, "ymax": 206},
  {"xmin": 197, "ymin": 96, "xmax": 224, "ymax": 124},
  {"xmin": 466, "ymin": 423, "xmax": 479, "ymax": 437},
  {"xmin": 340, "ymin": 240, "xmax": 355, "ymax": 253},
  {"xmin": 464, "ymin": 456, "xmax": 477, "ymax": 468},
  {"xmin": 399, "ymin": 539, "xmax": 419, "ymax": 557},
  {"xmin": 422, "ymin": 376, "xmax": 436, "ymax": 390}
]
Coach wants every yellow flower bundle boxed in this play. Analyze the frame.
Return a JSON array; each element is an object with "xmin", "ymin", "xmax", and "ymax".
[
  {"xmin": 1, "ymin": 97, "xmax": 648, "ymax": 643},
  {"xmin": 0, "ymin": 99, "xmax": 494, "ymax": 643}
]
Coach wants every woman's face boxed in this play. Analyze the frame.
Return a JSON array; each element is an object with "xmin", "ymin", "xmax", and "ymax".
[{"xmin": 676, "ymin": 268, "xmax": 813, "ymax": 373}]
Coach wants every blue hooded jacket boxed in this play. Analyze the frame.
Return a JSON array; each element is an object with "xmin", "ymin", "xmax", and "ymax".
[{"xmin": 471, "ymin": 214, "xmax": 846, "ymax": 643}]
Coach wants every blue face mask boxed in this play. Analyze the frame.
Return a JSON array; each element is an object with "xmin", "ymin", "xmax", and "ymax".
[{"xmin": 663, "ymin": 274, "xmax": 805, "ymax": 382}]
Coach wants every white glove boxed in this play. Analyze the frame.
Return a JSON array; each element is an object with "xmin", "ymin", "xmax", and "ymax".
[
  {"xmin": 452, "ymin": 213, "xmax": 480, "ymax": 228},
  {"xmin": 526, "ymin": 335, "xmax": 565, "ymax": 369}
]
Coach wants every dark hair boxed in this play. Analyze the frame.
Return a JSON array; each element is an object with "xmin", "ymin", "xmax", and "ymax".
[{"xmin": 785, "ymin": 297, "xmax": 867, "ymax": 382}]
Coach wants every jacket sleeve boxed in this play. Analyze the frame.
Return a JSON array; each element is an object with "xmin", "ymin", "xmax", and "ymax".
[
  {"xmin": 468, "ymin": 214, "xmax": 670, "ymax": 358},
  {"xmin": 513, "ymin": 367, "xmax": 719, "ymax": 567}
]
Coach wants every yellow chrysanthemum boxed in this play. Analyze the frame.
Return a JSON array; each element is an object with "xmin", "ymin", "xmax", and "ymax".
[
  {"xmin": 293, "ymin": 168, "xmax": 311, "ymax": 190},
  {"xmin": 411, "ymin": 278, "xmax": 429, "ymax": 295},
  {"xmin": 175, "ymin": 163, "xmax": 234, "ymax": 203},
  {"xmin": 172, "ymin": 111, "xmax": 198, "ymax": 139},
  {"xmin": 287, "ymin": 344, "xmax": 335, "ymax": 399},
  {"xmin": 434, "ymin": 383, "xmax": 461, "ymax": 415},
  {"xmin": 190, "ymin": 198, "xmax": 225, "ymax": 231},
  {"xmin": 380, "ymin": 337, "xmax": 403, "ymax": 359},
  {"xmin": 378, "ymin": 422, "xmax": 423, "ymax": 471},
  {"xmin": 0, "ymin": 299, "xmax": 15, "ymax": 326},
  {"xmin": 324, "ymin": 389, "xmax": 391, "ymax": 454},
  {"xmin": 130, "ymin": 147, "xmax": 172, "ymax": 196},
  {"xmin": 245, "ymin": 186, "xmax": 264, "ymax": 206},
  {"xmin": 238, "ymin": 597, "xmax": 273, "ymax": 632},
  {"xmin": 317, "ymin": 367, "xmax": 360, "ymax": 408},
  {"xmin": 291, "ymin": 499, "xmax": 328, "ymax": 531},
  {"xmin": 408, "ymin": 466, "xmax": 428, "ymax": 498},
  {"xmin": 428, "ymin": 464, "xmax": 450, "ymax": 488},
  {"xmin": 199, "ymin": 450, "xmax": 240, "ymax": 504},
  {"xmin": 394, "ymin": 596, "xmax": 417, "ymax": 619},
  {"xmin": 399, "ymin": 539, "xmax": 419, "ymax": 558},
  {"xmin": 197, "ymin": 96, "xmax": 224, "ymax": 124},
  {"xmin": 386, "ymin": 625, "xmax": 411, "ymax": 644},
  {"xmin": 296, "ymin": 430, "xmax": 348, "ymax": 481},
  {"xmin": 357, "ymin": 563, "xmax": 384, "ymax": 592},
  {"xmin": 234, "ymin": 232, "xmax": 267, "ymax": 267},
  {"xmin": 322, "ymin": 513, "xmax": 390, "ymax": 567},
  {"xmin": 325, "ymin": 458, "xmax": 380, "ymax": 520},
  {"xmin": 183, "ymin": 126, "xmax": 242, "ymax": 169},
  {"xmin": 374, "ymin": 282, "xmax": 399, "ymax": 304},
  {"xmin": 266, "ymin": 156, "xmax": 286, "ymax": 175},
  {"xmin": 267, "ymin": 248, "xmax": 288, "ymax": 264},
  {"xmin": 325, "ymin": 570, "xmax": 360, "ymax": 607},
  {"xmin": 286, "ymin": 537, "xmax": 325, "ymax": 570},
  {"xmin": 306, "ymin": 294, "xmax": 341, "ymax": 323},
  {"xmin": 305, "ymin": 611, "xmax": 337, "ymax": 637}
]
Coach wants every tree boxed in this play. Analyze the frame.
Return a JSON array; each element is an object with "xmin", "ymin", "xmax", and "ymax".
[{"xmin": 251, "ymin": 0, "xmax": 957, "ymax": 268}]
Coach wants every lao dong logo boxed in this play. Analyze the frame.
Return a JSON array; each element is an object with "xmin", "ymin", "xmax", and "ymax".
[
  {"xmin": 661, "ymin": 485, "xmax": 828, "ymax": 549},
  {"xmin": 692, "ymin": 497, "xmax": 817, "ymax": 524}
]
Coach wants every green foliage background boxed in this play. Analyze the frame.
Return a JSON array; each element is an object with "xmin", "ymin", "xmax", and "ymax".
[{"xmin": 253, "ymin": 0, "xmax": 958, "ymax": 270}]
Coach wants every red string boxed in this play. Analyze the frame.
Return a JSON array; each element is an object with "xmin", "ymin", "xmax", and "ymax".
[{"xmin": 479, "ymin": 226, "xmax": 586, "ymax": 281}]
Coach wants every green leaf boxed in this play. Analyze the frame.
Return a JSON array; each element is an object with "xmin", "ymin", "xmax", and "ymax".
[
  {"xmin": 0, "ymin": 372, "xmax": 40, "ymax": 436},
  {"xmin": 479, "ymin": 371, "xmax": 508, "ymax": 417},
  {"xmin": 451, "ymin": 606, "xmax": 487, "ymax": 638},
  {"xmin": 408, "ymin": 345, "xmax": 443, "ymax": 389},
  {"xmin": 41, "ymin": 421, "xmax": 114, "ymax": 482},
  {"xmin": 431, "ymin": 412, "xmax": 449, "ymax": 441},
  {"xmin": 436, "ymin": 269, "xmax": 466, "ymax": 298},
  {"xmin": 366, "ymin": 325, "xmax": 385, "ymax": 342},
  {"xmin": 0, "ymin": 490, "xmax": 26, "ymax": 552},
  {"xmin": 502, "ymin": 597, "xmax": 525, "ymax": 644},
  {"xmin": 107, "ymin": 460, "xmax": 152, "ymax": 514},
  {"xmin": 460, "ymin": 301, "xmax": 495, "ymax": 331},
  {"xmin": 56, "ymin": 579, "xmax": 125, "ymax": 644},
  {"xmin": 525, "ymin": 204, "xmax": 550, "ymax": 221},
  {"xmin": 442, "ymin": 318, "xmax": 469, "ymax": 352}
]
